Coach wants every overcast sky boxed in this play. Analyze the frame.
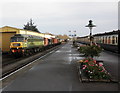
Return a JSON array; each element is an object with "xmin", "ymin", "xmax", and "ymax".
[{"xmin": 0, "ymin": 0, "xmax": 118, "ymax": 37}]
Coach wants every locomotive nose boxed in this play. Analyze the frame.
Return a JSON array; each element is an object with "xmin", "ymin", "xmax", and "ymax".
[
  {"xmin": 10, "ymin": 42, "xmax": 22, "ymax": 48},
  {"xmin": 12, "ymin": 43, "xmax": 21, "ymax": 46},
  {"xmin": 10, "ymin": 42, "xmax": 23, "ymax": 53}
]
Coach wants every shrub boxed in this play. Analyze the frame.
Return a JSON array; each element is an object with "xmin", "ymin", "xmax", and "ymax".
[{"xmin": 79, "ymin": 44, "xmax": 102, "ymax": 58}]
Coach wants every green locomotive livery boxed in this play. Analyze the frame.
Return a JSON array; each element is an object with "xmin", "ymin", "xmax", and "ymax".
[{"xmin": 10, "ymin": 34, "xmax": 44, "ymax": 56}]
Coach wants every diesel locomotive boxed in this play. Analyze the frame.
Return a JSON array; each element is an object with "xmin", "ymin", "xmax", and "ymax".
[
  {"xmin": 10, "ymin": 34, "xmax": 60, "ymax": 56},
  {"xmin": 10, "ymin": 34, "xmax": 44, "ymax": 56}
]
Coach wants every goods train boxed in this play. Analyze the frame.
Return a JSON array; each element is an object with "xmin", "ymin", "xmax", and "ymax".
[
  {"xmin": 10, "ymin": 34, "xmax": 61, "ymax": 56},
  {"xmin": 0, "ymin": 26, "xmax": 62, "ymax": 57},
  {"xmin": 76, "ymin": 30, "xmax": 119, "ymax": 53}
]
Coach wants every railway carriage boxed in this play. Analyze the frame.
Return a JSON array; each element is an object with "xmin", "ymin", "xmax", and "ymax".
[
  {"xmin": 76, "ymin": 30, "xmax": 119, "ymax": 53},
  {"xmin": 93, "ymin": 31, "xmax": 118, "ymax": 45},
  {"xmin": 93, "ymin": 31, "xmax": 118, "ymax": 53}
]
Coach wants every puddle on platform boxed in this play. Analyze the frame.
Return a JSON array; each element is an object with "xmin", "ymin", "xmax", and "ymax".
[
  {"xmin": 64, "ymin": 57, "xmax": 83, "ymax": 62},
  {"xmin": 68, "ymin": 54, "xmax": 80, "ymax": 56},
  {"xmin": 62, "ymin": 60, "xmax": 72, "ymax": 64},
  {"xmin": 56, "ymin": 50, "xmax": 71, "ymax": 53},
  {"xmin": 62, "ymin": 56, "xmax": 83, "ymax": 64},
  {"xmin": 68, "ymin": 57, "xmax": 83, "ymax": 60}
]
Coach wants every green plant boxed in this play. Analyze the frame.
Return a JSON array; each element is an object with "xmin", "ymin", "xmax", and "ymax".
[{"xmin": 79, "ymin": 44, "xmax": 102, "ymax": 58}]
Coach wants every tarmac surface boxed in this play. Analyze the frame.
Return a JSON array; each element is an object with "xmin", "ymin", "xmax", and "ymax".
[{"xmin": 2, "ymin": 42, "xmax": 119, "ymax": 91}]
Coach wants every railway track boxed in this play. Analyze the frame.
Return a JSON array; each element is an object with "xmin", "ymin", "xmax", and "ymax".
[
  {"xmin": 2, "ymin": 50, "xmax": 44, "ymax": 67},
  {"xmin": 1, "ymin": 43, "xmax": 65, "ymax": 79},
  {"xmin": 2, "ymin": 56, "xmax": 25, "ymax": 67},
  {"xmin": 2, "ymin": 44, "xmax": 60, "ymax": 66}
]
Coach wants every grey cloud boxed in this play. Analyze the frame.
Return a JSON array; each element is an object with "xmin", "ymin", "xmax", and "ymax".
[{"xmin": 0, "ymin": 2, "xmax": 118, "ymax": 36}]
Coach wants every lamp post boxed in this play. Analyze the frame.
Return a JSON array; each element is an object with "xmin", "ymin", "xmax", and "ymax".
[
  {"xmin": 68, "ymin": 31, "xmax": 72, "ymax": 40},
  {"xmin": 68, "ymin": 30, "xmax": 77, "ymax": 41},
  {"xmin": 73, "ymin": 30, "xmax": 76, "ymax": 40},
  {"xmin": 85, "ymin": 20, "xmax": 96, "ymax": 46}
]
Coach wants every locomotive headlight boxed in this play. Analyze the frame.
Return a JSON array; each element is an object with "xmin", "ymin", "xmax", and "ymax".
[{"xmin": 22, "ymin": 49, "xmax": 25, "ymax": 52}]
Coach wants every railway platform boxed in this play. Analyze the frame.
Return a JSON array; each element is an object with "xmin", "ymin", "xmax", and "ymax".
[{"xmin": 2, "ymin": 42, "xmax": 119, "ymax": 91}]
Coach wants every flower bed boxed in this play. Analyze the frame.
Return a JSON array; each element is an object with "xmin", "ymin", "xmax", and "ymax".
[
  {"xmin": 78, "ymin": 58, "xmax": 112, "ymax": 82},
  {"xmin": 76, "ymin": 43, "xmax": 118, "ymax": 83}
]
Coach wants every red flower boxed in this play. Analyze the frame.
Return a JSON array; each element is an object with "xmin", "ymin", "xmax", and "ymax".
[
  {"xmin": 93, "ymin": 60, "xmax": 96, "ymax": 63},
  {"xmin": 99, "ymin": 63, "xmax": 103, "ymax": 66},
  {"xmin": 82, "ymin": 67, "xmax": 86, "ymax": 69},
  {"xmin": 82, "ymin": 65, "xmax": 87, "ymax": 69},
  {"xmin": 84, "ymin": 60, "xmax": 88, "ymax": 63},
  {"xmin": 101, "ymin": 70, "xmax": 105, "ymax": 72}
]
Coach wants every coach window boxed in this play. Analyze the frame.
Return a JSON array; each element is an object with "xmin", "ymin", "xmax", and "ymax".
[
  {"xmin": 103, "ymin": 37, "xmax": 104, "ymax": 43},
  {"xmin": 112, "ymin": 36, "xmax": 115, "ymax": 44},
  {"xmin": 116, "ymin": 37, "xmax": 118, "ymax": 44},
  {"xmin": 108, "ymin": 36, "xmax": 111, "ymax": 44},
  {"xmin": 105, "ymin": 37, "xmax": 107, "ymax": 44},
  {"xmin": 100, "ymin": 37, "xmax": 102, "ymax": 43}
]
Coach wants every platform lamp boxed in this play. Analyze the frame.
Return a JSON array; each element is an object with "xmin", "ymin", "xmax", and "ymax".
[
  {"xmin": 73, "ymin": 30, "xmax": 76, "ymax": 40},
  {"xmin": 68, "ymin": 31, "xmax": 71, "ymax": 40},
  {"xmin": 85, "ymin": 20, "xmax": 96, "ymax": 46}
]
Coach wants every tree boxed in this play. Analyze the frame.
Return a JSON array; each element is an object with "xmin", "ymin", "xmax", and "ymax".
[{"xmin": 23, "ymin": 19, "xmax": 40, "ymax": 33}]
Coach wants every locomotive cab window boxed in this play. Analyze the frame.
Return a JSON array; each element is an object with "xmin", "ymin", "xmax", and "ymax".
[{"xmin": 11, "ymin": 37, "xmax": 24, "ymax": 42}]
